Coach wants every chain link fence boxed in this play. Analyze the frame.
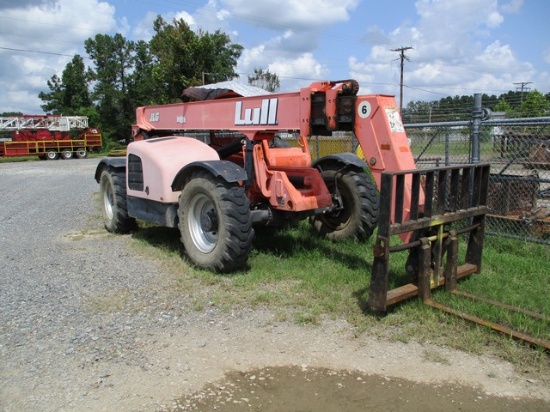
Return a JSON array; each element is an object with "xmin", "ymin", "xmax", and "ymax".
[
  {"xmin": 406, "ymin": 117, "xmax": 550, "ymax": 244},
  {"xmin": 288, "ymin": 114, "xmax": 550, "ymax": 244}
]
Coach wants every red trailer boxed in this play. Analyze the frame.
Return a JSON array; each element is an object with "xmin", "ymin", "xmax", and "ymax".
[{"xmin": 0, "ymin": 115, "xmax": 102, "ymax": 160}]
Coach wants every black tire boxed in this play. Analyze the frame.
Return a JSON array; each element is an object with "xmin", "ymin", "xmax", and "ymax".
[
  {"xmin": 60, "ymin": 149, "xmax": 73, "ymax": 160},
  {"xmin": 45, "ymin": 150, "xmax": 59, "ymax": 160},
  {"xmin": 310, "ymin": 167, "xmax": 379, "ymax": 241},
  {"xmin": 75, "ymin": 148, "xmax": 87, "ymax": 159},
  {"xmin": 178, "ymin": 171, "xmax": 254, "ymax": 272},
  {"xmin": 99, "ymin": 169, "xmax": 136, "ymax": 233}
]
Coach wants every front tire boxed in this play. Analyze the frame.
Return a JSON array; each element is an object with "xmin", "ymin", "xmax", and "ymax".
[
  {"xmin": 179, "ymin": 171, "xmax": 253, "ymax": 272},
  {"xmin": 99, "ymin": 169, "xmax": 136, "ymax": 233},
  {"xmin": 310, "ymin": 167, "xmax": 379, "ymax": 241}
]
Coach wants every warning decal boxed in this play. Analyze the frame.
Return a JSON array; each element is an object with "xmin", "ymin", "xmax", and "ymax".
[{"xmin": 385, "ymin": 108, "xmax": 404, "ymax": 133}]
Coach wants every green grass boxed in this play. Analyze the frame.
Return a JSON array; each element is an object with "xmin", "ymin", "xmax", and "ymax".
[
  {"xmin": 128, "ymin": 220, "xmax": 550, "ymax": 376},
  {"xmin": 429, "ymin": 236, "xmax": 550, "ymax": 343},
  {"xmin": 410, "ymin": 140, "xmax": 496, "ymax": 159},
  {"xmin": 0, "ymin": 155, "xmax": 38, "ymax": 163}
]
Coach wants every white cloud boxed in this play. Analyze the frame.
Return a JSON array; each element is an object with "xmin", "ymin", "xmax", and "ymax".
[
  {"xmin": 0, "ymin": 0, "xmax": 116, "ymax": 113},
  {"xmin": 486, "ymin": 11, "xmax": 504, "ymax": 28},
  {"xmin": 130, "ymin": 11, "xmax": 158, "ymax": 41},
  {"xmin": 213, "ymin": 0, "xmax": 362, "ymax": 92},
  {"xmin": 238, "ymin": 42, "xmax": 329, "ymax": 91},
  {"xmin": 131, "ymin": 1, "xmax": 233, "ymax": 41},
  {"xmin": 348, "ymin": 0, "xmax": 534, "ymax": 103},
  {"xmin": 220, "ymin": 0, "xmax": 359, "ymax": 29},
  {"xmin": 269, "ymin": 53, "xmax": 327, "ymax": 79},
  {"xmin": 174, "ymin": 11, "xmax": 196, "ymax": 26},
  {"xmin": 500, "ymin": 0, "xmax": 523, "ymax": 13},
  {"xmin": 476, "ymin": 41, "xmax": 515, "ymax": 68},
  {"xmin": 192, "ymin": 0, "xmax": 232, "ymax": 34}
]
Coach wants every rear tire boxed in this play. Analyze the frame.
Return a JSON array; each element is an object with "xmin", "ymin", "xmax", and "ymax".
[
  {"xmin": 61, "ymin": 149, "xmax": 73, "ymax": 159},
  {"xmin": 75, "ymin": 148, "xmax": 87, "ymax": 159},
  {"xmin": 310, "ymin": 167, "xmax": 379, "ymax": 241},
  {"xmin": 99, "ymin": 169, "xmax": 136, "ymax": 233},
  {"xmin": 179, "ymin": 171, "xmax": 254, "ymax": 272}
]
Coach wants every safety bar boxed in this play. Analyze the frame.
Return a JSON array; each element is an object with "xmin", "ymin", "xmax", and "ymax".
[{"xmin": 367, "ymin": 163, "xmax": 491, "ymax": 312}]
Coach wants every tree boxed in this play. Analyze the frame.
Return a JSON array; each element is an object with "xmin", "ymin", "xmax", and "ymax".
[
  {"xmin": 128, "ymin": 40, "xmax": 162, "ymax": 107},
  {"xmin": 39, "ymin": 74, "xmax": 63, "ymax": 113},
  {"xmin": 247, "ymin": 68, "xmax": 280, "ymax": 92},
  {"xmin": 39, "ymin": 55, "xmax": 91, "ymax": 114},
  {"xmin": 519, "ymin": 90, "xmax": 550, "ymax": 117},
  {"xmin": 149, "ymin": 16, "xmax": 243, "ymax": 102},
  {"xmin": 492, "ymin": 97, "xmax": 519, "ymax": 118},
  {"xmin": 84, "ymin": 33, "xmax": 136, "ymax": 142}
]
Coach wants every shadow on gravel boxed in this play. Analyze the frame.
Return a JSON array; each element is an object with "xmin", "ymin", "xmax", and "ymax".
[{"xmin": 165, "ymin": 365, "xmax": 549, "ymax": 412}]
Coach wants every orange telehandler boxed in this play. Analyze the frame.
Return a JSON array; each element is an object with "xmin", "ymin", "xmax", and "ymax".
[{"xmin": 95, "ymin": 79, "xmax": 489, "ymax": 312}]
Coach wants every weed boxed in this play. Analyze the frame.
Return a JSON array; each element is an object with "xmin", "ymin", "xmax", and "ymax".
[{"xmin": 422, "ymin": 349, "xmax": 451, "ymax": 365}]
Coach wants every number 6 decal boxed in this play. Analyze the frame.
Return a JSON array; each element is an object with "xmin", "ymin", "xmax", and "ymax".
[{"xmin": 358, "ymin": 101, "xmax": 371, "ymax": 119}]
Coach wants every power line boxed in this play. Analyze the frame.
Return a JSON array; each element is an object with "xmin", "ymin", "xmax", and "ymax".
[{"xmin": 0, "ymin": 46, "xmax": 75, "ymax": 57}]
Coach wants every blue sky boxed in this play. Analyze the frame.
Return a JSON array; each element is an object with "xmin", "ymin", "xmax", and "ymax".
[{"xmin": 0, "ymin": 0, "xmax": 548, "ymax": 114}]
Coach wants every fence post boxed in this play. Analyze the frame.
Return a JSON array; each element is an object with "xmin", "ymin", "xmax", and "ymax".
[
  {"xmin": 471, "ymin": 93, "xmax": 482, "ymax": 164},
  {"xmin": 445, "ymin": 126, "xmax": 450, "ymax": 165}
]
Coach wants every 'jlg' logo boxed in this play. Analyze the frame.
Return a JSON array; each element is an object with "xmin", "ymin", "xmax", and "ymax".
[
  {"xmin": 234, "ymin": 98, "xmax": 278, "ymax": 126},
  {"xmin": 149, "ymin": 112, "xmax": 160, "ymax": 122}
]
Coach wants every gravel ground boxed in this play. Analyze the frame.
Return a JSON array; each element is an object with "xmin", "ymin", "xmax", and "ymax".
[
  {"xmin": 0, "ymin": 158, "xmax": 188, "ymax": 410},
  {"xmin": 1, "ymin": 158, "xmax": 549, "ymax": 412}
]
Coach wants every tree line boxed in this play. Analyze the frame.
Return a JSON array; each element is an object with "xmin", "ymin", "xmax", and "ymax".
[{"xmin": 402, "ymin": 89, "xmax": 550, "ymax": 124}]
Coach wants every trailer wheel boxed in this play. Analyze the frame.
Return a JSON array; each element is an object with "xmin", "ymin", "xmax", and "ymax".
[
  {"xmin": 99, "ymin": 169, "xmax": 136, "ymax": 233},
  {"xmin": 179, "ymin": 171, "xmax": 253, "ymax": 272},
  {"xmin": 75, "ymin": 148, "xmax": 87, "ymax": 159},
  {"xmin": 61, "ymin": 149, "xmax": 73, "ymax": 159},
  {"xmin": 310, "ymin": 167, "xmax": 379, "ymax": 241},
  {"xmin": 45, "ymin": 150, "xmax": 59, "ymax": 160}
]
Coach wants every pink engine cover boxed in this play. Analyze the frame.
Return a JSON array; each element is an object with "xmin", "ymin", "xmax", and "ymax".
[{"xmin": 126, "ymin": 136, "xmax": 220, "ymax": 203}]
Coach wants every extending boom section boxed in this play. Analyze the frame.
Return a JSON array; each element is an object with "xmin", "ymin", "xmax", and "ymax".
[{"xmin": 134, "ymin": 80, "xmax": 419, "ymax": 217}]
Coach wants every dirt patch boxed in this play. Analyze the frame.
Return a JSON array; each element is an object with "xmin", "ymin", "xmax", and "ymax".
[
  {"xmin": 114, "ymin": 313, "xmax": 549, "ymax": 412},
  {"xmin": 169, "ymin": 365, "xmax": 550, "ymax": 411}
]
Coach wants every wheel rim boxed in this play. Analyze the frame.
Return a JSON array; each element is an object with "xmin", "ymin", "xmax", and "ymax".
[
  {"xmin": 62, "ymin": 150, "xmax": 72, "ymax": 159},
  {"xmin": 76, "ymin": 148, "xmax": 86, "ymax": 157},
  {"xmin": 46, "ymin": 151, "xmax": 57, "ymax": 160},
  {"xmin": 322, "ymin": 183, "xmax": 352, "ymax": 229},
  {"xmin": 103, "ymin": 183, "xmax": 114, "ymax": 220},
  {"xmin": 188, "ymin": 193, "xmax": 218, "ymax": 253}
]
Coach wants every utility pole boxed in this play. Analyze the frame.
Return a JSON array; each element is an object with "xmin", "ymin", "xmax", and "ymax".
[
  {"xmin": 392, "ymin": 46, "xmax": 413, "ymax": 115},
  {"xmin": 513, "ymin": 81, "xmax": 532, "ymax": 103}
]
